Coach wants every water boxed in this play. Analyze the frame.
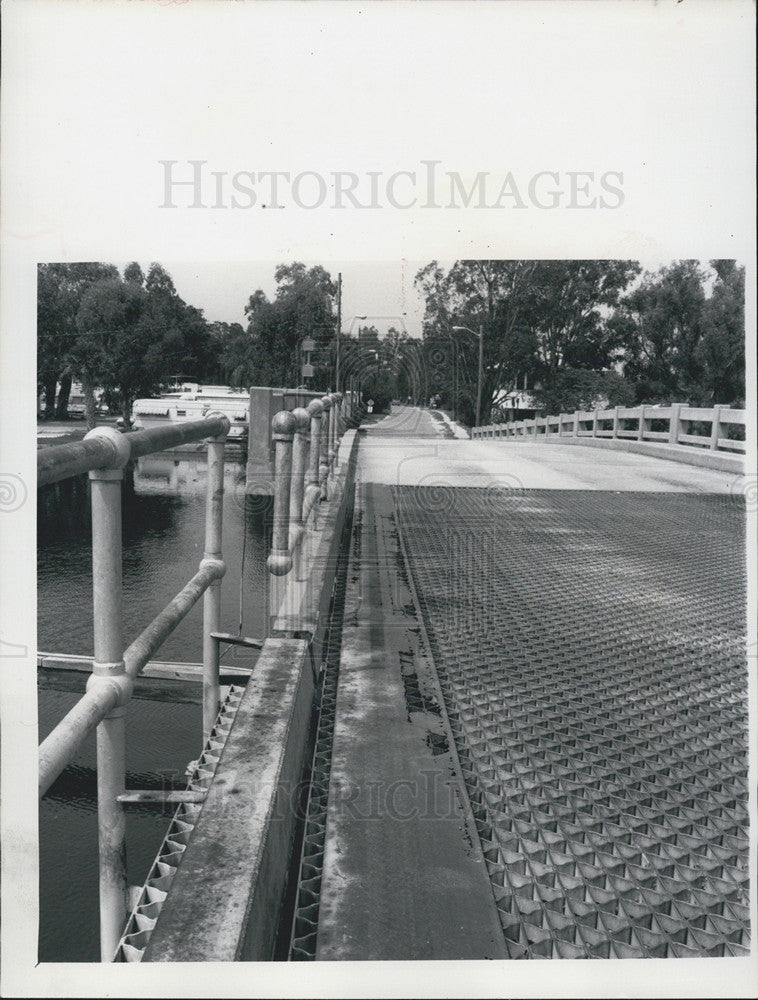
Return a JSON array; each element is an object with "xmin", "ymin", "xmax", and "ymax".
[{"xmin": 37, "ymin": 446, "xmax": 272, "ymax": 961}]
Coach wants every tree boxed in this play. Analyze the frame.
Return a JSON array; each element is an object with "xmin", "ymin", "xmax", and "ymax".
[
  {"xmin": 415, "ymin": 260, "xmax": 541, "ymax": 424},
  {"xmin": 74, "ymin": 275, "xmax": 155, "ymax": 426},
  {"xmin": 123, "ymin": 261, "xmax": 145, "ymax": 287},
  {"xmin": 697, "ymin": 260, "xmax": 745, "ymax": 405},
  {"xmin": 39, "ymin": 260, "xmax": 227, "ymax": 427},
  {"xmin": 529, "ymin": 368, "xmax": 636, "ymax": 414},
  {"xmin": 211, "ymin": 321, "xmax": 249, "ymax": 386},
  {"xmin": 607, "ymin": 259, "xmax": 745, "ymax": 408},
  {"xmin": 242, "ymin": 263, "xmax": 338, "ymax": 389},
  {"xmin": 414, "ymin": 260, "xmax": 641, "ymax": 424},
  {"xmin": 37, "ymin": 262, "xmax": 118, "ymax": 418},
  {"xmin": 521, "ymin": 260, "xmax": 641, "ymax": 412},
  {"xmin": 140, "ymin": 263, "xmax": 217, "ymax": 383}
]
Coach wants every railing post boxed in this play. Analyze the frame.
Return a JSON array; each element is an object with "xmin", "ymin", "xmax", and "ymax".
[
  {"xmin": 613, "ymin": 406, "xmax": 620, "ymax": 439},
  {"xmin": 709, "ymin": 405, "xmax": 723, "ymax": 450},
  {"xmin": 319, "ymin": 395, "xmax": 332, "ymax": 500},
  {"xmin": 669, "ymin": 402, "xmax": 682, "ymax": 446},
  {"xmin": 304, "ymin": 398, "xmax": 324, "ymax": 519},
  {"xmin": 201, "ymin": 415, "xmax": 228, "ymax": 742},
  {"xmin": 592, "ymin": 410, "xmax": 599, "ymax": 438},
  {"xmin": 267, "ymin": 410, "xmax": 297, "ymax": 576},
  {"xmin": 84, "ymin": 428, "xmax": 133, "ymax": 961},
  {"xmin": 573, "ymin": 410, "xmax": 579, "ymax": 438},
  {"xmin": 637, "ymin": 404, "xmax": 647, "ymax": 441},
  {"xmin": 331, "ymin": 392, "xmax": 343, "ymax": 468},
  {"xmin": 288, "ymin": 407, "xmax": 310, "ymax": 549},
  {"xmin": 328, "ymin": 392, "xmax": 339, "ymax": 475}
]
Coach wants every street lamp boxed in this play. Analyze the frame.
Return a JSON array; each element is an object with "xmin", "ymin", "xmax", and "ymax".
[{"xmin": 452, "ymin": 324, "xmax": 484, "ymax": 428}]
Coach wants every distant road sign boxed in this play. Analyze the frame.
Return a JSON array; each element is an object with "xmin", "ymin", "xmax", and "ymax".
[
  {"xmin": 301, "ymin": 363, "xmax": 314, "ymax": 378},
  {"xmin": 301, "ymin": 338, "xmax": 315, "ymax": 353}
]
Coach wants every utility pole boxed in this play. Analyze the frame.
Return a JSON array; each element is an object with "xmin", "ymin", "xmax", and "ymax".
[
  {"xmin": 452, "ymin": 323, "xmax": 485, "ymax": 428},
  {"xmin": 476, "ymin": 322, "xmax": 483, "ymax": 429},
  {"xmin": 335, "ymin": 272, "xmax": 342, "ymax": 392}
]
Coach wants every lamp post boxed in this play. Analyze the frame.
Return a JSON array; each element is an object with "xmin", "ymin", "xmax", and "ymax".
[
  {"xmin": 335, "ymin": 273, "xmax": 342, "ymax": 392},
  {"xmin": 452, "ymin": 323, "xmax": 484, "ymax": 428}
]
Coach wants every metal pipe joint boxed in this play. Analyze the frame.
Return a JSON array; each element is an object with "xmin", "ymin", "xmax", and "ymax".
[
  {"xmin": 202, "ymin": 410, "xmax": 231, "ymax": 441},
  {"xmin": 83, "ymin": 425, "xmax": 132, "ymax": 470},
  {"xmin": 85, "ymin": 670, "xmax": 134, "ymax": 710},
  {"xmin": 199, "ymin": 556, "xmax": 227, "ymax": 579}
]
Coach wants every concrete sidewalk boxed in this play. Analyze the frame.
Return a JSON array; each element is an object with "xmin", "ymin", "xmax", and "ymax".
[{"xmin": 313, "ymin": 482, "xmax": 507, "ymax": 960}]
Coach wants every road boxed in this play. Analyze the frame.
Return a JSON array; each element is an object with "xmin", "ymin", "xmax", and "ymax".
[{"xmin": 357, "ymin": 405, "xmax": 741, "ymax": 494}]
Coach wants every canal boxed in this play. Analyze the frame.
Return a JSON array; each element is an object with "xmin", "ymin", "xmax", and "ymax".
[{"xmin": 38, "ymin": 446, "xmax": 271, "ymax": 962}]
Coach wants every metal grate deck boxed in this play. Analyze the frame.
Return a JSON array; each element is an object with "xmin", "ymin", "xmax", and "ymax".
[{"xmin": 394, "ymin": 487, "xmax": 749, "ymax": 959}]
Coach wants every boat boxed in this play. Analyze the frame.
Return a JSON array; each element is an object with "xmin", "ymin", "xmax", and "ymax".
[{"xmin": 131, "ymin": 385, "xmax": 250, "ymax": 441}]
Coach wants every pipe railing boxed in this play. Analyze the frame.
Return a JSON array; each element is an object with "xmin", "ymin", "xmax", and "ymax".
[
  {"xmin": 471, "ymin": 403, "xmax": 746, "ymax": 453},
  {"xmin": 37, "ymin": 413, "xmax": 230, "ymax": 961},
  {"xmin": 267, "ymin": 390, "xmax": 353, "ymax": 576}
]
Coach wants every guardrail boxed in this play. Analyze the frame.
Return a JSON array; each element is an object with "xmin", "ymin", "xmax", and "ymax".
[
  {"xmin": 38, "ymin": 413, "xmax": 231, "ymax": 961},
  {"xmin": 267, "ymin": 390, "xmax": 355, "ymax": 576},
  {"xmin": 471, "ymin": 403, "xmax": 746, "ymax": 454}
]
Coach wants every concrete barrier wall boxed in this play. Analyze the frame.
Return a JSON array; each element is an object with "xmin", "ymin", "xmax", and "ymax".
[
  {"xmin": 245, "ymin": 386, "xmax": 323, "ymax": 494},
  {"xmin": 524, "ymin": 434, "xmax": 745, "ymax": 474},
  {"xmin": 142, "ymin": 638, "xmax": 314, "ymax": 961},
  {"xmin": 472, "ymin": 403, "xmax": 746, "ymax": 465},
  {"xmin": 143, "ymin": 431, "xmax": 359, "ymax": 962},
  {"xmin": 471, "ymin": 404, "xmax": 746, "ymax": 475}
]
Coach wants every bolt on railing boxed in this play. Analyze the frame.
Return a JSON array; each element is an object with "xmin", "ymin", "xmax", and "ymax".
[
  {"xmin": 38, "ymin": 413, "xmax": 230, "ymax": 961},
  {"xmin": 267, "ymin": 392, "xmax": 345, "ymax": 576}
]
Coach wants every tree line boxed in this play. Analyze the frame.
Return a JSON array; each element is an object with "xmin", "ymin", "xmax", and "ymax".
[
  {"xmin": 39, "ymin": 258, "xmax": 744, "ymax": 429},
  {"xmin": 38, "ymin": 261, "xmax": 342, "ymax": 427},
  {"xmin": 412, "ymin": 259, "xmax": 745, "ymax": 426},
  {"xmin": 38, "ymin": 262, "xmax": 221, "ymax": 425}
]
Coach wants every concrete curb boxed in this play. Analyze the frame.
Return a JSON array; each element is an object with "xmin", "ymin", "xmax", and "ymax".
[{"xmin": 489, "ymin": 434, "xmax": 745, "ymax": 474}]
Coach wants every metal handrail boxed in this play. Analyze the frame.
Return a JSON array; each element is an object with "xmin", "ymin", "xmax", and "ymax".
[
  {"xmin": 37, "ymin": 412, "xmax": 230, "ymax": 961},
  {"xmin": 38, "ymin": 415, "xmax": 230, "ymax": 486},
  {"xmin": 38, "ymin": 560, "xmax": 226, "ymax": 795}
]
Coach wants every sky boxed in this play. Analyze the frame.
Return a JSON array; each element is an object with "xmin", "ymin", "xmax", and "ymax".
[{"xmin": 127, "ymin": 260, "xmax": 439, "ymax": 338}]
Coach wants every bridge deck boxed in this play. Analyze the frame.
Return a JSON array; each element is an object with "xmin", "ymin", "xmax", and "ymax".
[
  {"xmin": 394, "ymin": 485, "xmax": 748, "ymax": 958},
  {"xmin": 294, "ymin": 408, "xmax": 749, "ymax": 960}
]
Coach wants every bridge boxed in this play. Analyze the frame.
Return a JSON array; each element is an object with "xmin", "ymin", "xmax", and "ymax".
[{"xmin": 37, "ymin": 399, "xmax": 750, "ymax": 964}]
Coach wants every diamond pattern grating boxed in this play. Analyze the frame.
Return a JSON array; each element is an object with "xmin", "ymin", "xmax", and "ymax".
[
  {"xmin": 288, "ymin": 502, "xmax": 356, "ymax": 960},
  {"xmin": 115, "ymin": 684, "xmax": 246, "ymax": 962},
  {"xmin": 394, "ymin": 487, "xmax": 749, "ymax": 959}
]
